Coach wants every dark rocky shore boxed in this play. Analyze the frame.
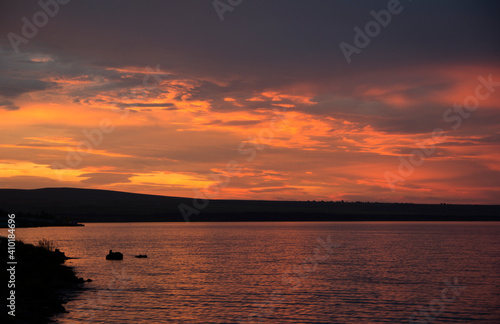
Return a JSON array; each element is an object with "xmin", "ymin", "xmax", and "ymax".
[{"xmin": 1, "ymin": 237, "xmax": 89, "ymax": 323}]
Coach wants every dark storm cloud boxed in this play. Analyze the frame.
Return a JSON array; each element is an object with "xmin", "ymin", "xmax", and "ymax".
[
  {"xmin": 0, "ymin": 75, "xmax": 56, "ymax": 98},
  {"xmin": 117, "ymin": 103, "xmax": 176, "ymax": 109},
  {"xmin": 477, "ymin": 133, "xmax": 500, "ymax": 144},
  {"xmin": 0, "ymin": 99, "xmax": 20, "ymax": 111},
  {"xmin": 1, "ymin": 1, "xmax": 498, "ymax": 125},
  {"xmin": 1, "ymin": 0, "xmax": 498, "ymax": 80},
  {"xmin": 203, "ymin": 119, "xmax": 262, "ymax": 127}
]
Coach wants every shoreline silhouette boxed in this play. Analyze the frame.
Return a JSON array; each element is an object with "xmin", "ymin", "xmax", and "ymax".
[{"xmin": 0, "ymin": 236, "xmax": 89, "ymax": 323}]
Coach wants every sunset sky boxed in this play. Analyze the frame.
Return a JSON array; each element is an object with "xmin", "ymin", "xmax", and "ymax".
[{"xmin": 1, "ymin": 0, "xmax": 499, "ymax": 204}]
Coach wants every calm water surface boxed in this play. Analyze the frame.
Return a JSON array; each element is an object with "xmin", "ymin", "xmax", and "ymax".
[{"xmin": 16, "ymin": 222, "xmax": 500, "ymax": 323}]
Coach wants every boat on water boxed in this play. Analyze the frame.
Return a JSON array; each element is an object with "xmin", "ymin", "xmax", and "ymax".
[{"xmin": 135, "ymin": 254, "xmax": 148, "ymax": 258}]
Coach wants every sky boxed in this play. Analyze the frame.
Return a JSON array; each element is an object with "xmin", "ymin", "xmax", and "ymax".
[{"xmin": 0, "ymin": 0, "xmax": 499, "ymax": 204}]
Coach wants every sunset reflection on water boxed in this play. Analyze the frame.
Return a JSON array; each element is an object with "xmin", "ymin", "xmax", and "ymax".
[{"xmin": 16, "ymin": 222, "xmax": 500, "ymax": 323}]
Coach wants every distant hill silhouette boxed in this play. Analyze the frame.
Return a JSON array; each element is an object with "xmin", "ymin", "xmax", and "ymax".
[{"xmin": 0, "ymin": 188, "xmax": 499, "ymax": 224}]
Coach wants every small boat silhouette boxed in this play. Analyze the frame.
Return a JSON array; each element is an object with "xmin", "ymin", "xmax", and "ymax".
[
  {"xmin": 106, "ymin": 250, "xmax": 123, "ymax": 260},
  {"xmin": 135, "ymin": 254, "xmax": 148, "ymax": 258}
]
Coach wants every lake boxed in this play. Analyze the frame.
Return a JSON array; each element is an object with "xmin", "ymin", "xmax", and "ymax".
[{"xmin": 16, "ymin": 222, "xmax": 500, "ymax": 323}]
